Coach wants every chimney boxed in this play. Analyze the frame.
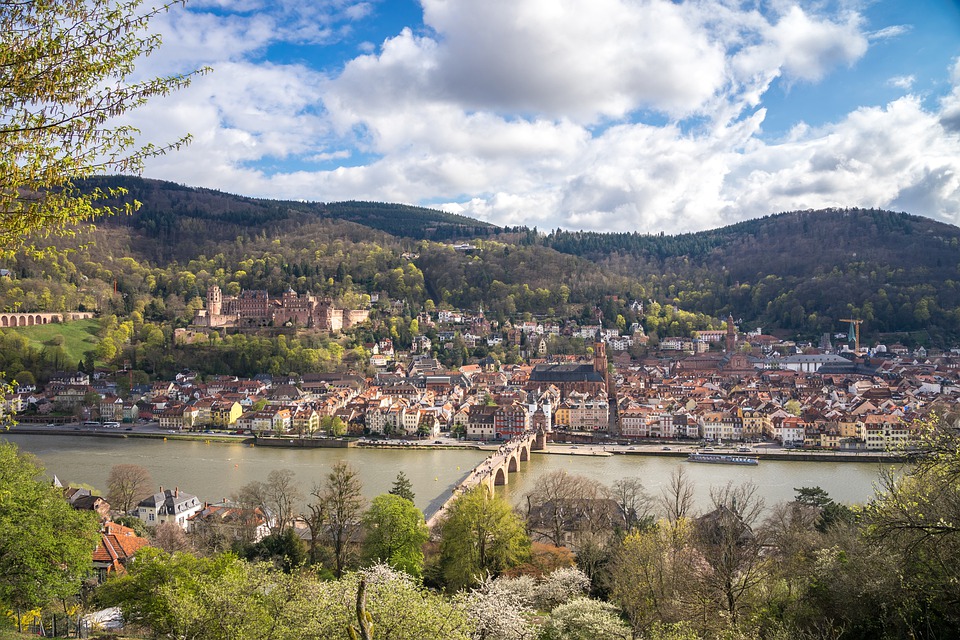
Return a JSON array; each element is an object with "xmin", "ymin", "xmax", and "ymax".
[
  {"xmin": 159, "ymin": 485, "xmax": 163, "ymax": 493},
  {"xmin": 175, "ymin": 487, "xmax": 179, "ymax": 498}
]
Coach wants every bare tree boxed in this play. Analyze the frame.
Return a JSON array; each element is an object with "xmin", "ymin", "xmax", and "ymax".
[
  {"xmin": 659, "ymin": 466, "xmax": 695, "ymax": 523},
  {"xmin": 524, "ymin": 470, "xmax": 614, "ymax": 547},
  {"xmin": 151, "ymin": 521, "xmax": 193, "ymax": 554},
  {"xmin": 237, "ymin": 469, "xmax": 303, "ymax": 536},
  {"xmin": 763, "ymin": 500, "xmax": 823, "ymax": 601},
  {"xmin": 611, "ymin": 477, "xmax": 654, "ymax": 533},
  {"xmin": 106, "ymin": 464, "xmax": 153, "ymax": 514},
  {"xmin": 693, "ymin": 482, "xmax": 768, "ymax": 628},
  {"xmin": 311, "ymin": 461, "xmax": 364, "ymax": 577}
]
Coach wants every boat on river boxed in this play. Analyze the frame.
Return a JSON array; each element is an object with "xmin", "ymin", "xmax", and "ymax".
[{"xmin": 687, "ymin": 452, "xmax": 759, "ymax": 466}]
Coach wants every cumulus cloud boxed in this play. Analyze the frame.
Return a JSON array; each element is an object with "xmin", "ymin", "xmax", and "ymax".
[
  {"xmin": 127, "ymin": 0, "xmax": 960, "ymax": 235},
  {"xmin": 422, "ymin": 0, "xmax": 727, "ymax": 121},
  {"xmin": 732, "ymin": 5, "xmax": 867, "ymax": 86}
]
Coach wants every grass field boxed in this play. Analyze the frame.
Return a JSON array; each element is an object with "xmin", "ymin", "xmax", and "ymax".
[{"xmin": 8, "ymin": 318, "xmax": 101, "ymax": 365}]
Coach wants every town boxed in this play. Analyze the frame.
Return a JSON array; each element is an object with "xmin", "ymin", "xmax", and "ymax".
[{"xmin": 8, "ymin": 300, "xmax": 956, "ymax": 454}]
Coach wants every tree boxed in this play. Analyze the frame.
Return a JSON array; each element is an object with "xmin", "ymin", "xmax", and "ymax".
[
  {"xmin": 243, "ymin": 528, "xmax": 307, "ymax": 573},
  {"xmin": 611, "ymin": 476, "xmax": 655, "ymax": 534},
  {"xmin": 339, "ymin": 565, "xmax": 473, "ymax": 640},
  {"xmin": 523, "ymin": 470, "xmax": 613, "ymax": 547},
  {"xmin": 0, "ymin": 442, "xmax": 100, "ymax": 610},
  {"xmin": 540, "ymin": 598, "xmax": 631, "ymax": 640},
  {"xmin": 389, "ymin": 471, "xmax": 416, "ymax": 503},
  {"xmin": 611, "ymin": 519, "xmax": 698, "ymax": 635},
  {"xmin": 0, "ymin": 0, "xmax": 205, "ymax": 258},
  {"xmin": 314, "ymin": 461, "xmax": 365, "ymax": 577},
  {"xmin": 692, "ymin": 482, "xmax": 768, "ymax": 630},
  {"xmin": 659, "ymin": 466, "xmax": 695, "ymax": 523},
  {"xmin": 106, "ymin": 463, "xmax": 154, "ymax": 513},
  {"xmin": 321, "ymin": 414, "xmax": 348, "ymax": 436},
  {"xmin": 98, "ymin": 551, "xmax": 473, "ymax": 640},
  {"xmin": 151, "ymin": 520, "xmax": 193, "ymax": 554},
  {"xmin": 237, "ymin": 468, "xmax": 302, "ymax": 535},
  {"xmin": 114, "ymin": 514, "xmax": 150, "ymax": 537},
  {"xmin": 861, "ymin": 421, "xmax": 960, "ymax": 634},
  {"xmin": 534, "ymin": 566, "xmax": 592, "ymax": 611},
  {"xmin": 361, "ymin": 494, "xmax": 429, "ymax": 577},
  {"xmin": 793, "ymin": 486, "xmax": 854, "ymax": 532},
  {"xmin": 439, "ymin": 487, "xmax": 530, "ymax": 591}
]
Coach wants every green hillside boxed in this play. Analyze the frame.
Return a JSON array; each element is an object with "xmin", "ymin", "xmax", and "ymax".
[
  {"xmin": 535, "ymin": 209, "xmax": 960, "ymax": 343},
  {"xmin": 9, "ymin": 319, "xmax": 100, "ymax": 367},
  {"xmin": 5, "ymin": 176, "xmax": 960, "ymax": 348},
  {"xmin": 78, "ymin": 176, "xmax": 497, "ymax": 259}
]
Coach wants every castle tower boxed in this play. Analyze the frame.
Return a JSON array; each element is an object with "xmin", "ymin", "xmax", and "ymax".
[
  {"xmin": 725, "ymin": 314, "xmax": 736, "ymax": 352},
  {"xmin": 207, "ymin": 285, "xmax": 222, "ymax": 316}
]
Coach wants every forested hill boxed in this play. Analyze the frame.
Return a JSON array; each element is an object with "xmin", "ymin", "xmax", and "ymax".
[
  {"xmin": 80, "ymin": 176, "xmax": 497, "ymax": 251},
  {"xmin": 43, "ymin": 178, "xmax": 960, "ymax": 344},
  {"xmin": 537, "ymin": 209, "xmax": 959, "ymax": 282},
  {"xmin": 522, "ymin": 209, "xmax": 960, "ymax": 343}
]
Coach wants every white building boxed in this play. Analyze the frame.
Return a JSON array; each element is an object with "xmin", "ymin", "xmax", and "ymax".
[{"xmin": 136, "ymin": 487, "xmax": 203, "ymax": 530}]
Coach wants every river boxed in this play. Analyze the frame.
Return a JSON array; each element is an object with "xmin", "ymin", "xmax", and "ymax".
[{"xmin": 2, "ymin": 434, "xmax": 895, "ymax": 517}]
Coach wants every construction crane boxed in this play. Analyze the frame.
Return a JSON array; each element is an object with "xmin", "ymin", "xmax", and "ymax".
[{"xmin": 840, "ymin": 318, "xmax": 864, "ymax": 354}]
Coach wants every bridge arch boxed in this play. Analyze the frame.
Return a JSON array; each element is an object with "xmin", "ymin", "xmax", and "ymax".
[
  {"xmin": 493, "ymin": 467, "xmax": 507, "ymax": 486},
  {"xmin": 0, "ymin": 312, "xmax": 67, "ymax": 328}
]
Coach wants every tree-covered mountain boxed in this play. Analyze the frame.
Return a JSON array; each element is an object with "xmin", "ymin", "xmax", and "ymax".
[
  {"xmin": 7, "ymin": 177, "xmax": 960, "ymax": 347},
  {"xmin": 531, "ymin": 209, "xmax": 960, "ymax": 343},
  {"xmin": 78, "ymin": 176, "xmax": 497, "ymax": 261}
]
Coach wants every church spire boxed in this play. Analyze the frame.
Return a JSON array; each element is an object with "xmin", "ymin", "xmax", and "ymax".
[{"xmin": 725, "ymin": 314, "xmax": 736, "ymax": 352}]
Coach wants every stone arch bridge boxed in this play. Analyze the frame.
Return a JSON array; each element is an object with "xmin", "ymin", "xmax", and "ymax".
[{"xmin": 426, "ymin": 430, "xmax": 546, "ymax": 530}]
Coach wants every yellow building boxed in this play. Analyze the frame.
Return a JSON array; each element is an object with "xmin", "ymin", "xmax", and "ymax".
[{"xmin": 211, "ymin": 401, "xmax": 243, "ymax": 428}]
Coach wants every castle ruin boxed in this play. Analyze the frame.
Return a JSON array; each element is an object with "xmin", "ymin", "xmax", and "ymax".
[{"xmin": 193, "ymin": 286, "xmax": 369, "ymax": 332}]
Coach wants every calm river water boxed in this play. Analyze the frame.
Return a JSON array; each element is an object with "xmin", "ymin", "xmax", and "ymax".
[{"xmin": 2, "ymin": 434, "xmax": 895, "ymax": 517}]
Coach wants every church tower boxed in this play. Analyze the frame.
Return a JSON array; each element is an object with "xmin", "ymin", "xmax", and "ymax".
[
  {"xmin": 594, "ymin": 328, "xmax": 608, "ymax": 375},
  {"xmin": 595, "ymin": 328, "xmax": 620, "ymax": 435},
  {"xmin": 725, "ymin": 314, "xmax": 736, "ymax": 352}
]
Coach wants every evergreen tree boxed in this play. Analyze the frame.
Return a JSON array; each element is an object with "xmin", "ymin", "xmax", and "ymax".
[{"xmin": 389, "ymin": 471, "xmax": 416, "ymax": 503}]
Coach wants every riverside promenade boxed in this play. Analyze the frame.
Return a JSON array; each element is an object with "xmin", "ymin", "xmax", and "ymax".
[{"xmin": 426, "ymin": 431, "xmax": 544, "ymax": 530}]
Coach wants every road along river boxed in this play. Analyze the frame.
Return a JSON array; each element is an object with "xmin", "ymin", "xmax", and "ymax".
[{"xmin": 3, "ymin": 434, "xmax": 894, "ymax": 517}]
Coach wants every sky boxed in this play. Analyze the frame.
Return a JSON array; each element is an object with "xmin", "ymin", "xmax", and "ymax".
[{"xmin": 127, "ymin": 0, "xmax": 960, "ymax": 234}]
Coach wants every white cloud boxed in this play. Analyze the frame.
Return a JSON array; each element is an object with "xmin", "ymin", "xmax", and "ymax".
[
  {"xmin": 868, "ymin": 24, "xmax": 911, "ymax": 41},
  {"xmin": 887, "ymin": 75, "xmax": 915, "ymax": 89},
  {"xmin": 421, "ymin": 0, "xmax": 728, "ymax": 121},
  {"xmin": 126, "ymin": 0, "xmax": 960, "ymax": 236},
  {"xmin": 733, "ymin": 6, "xmax": 867, "ymax": 86}
]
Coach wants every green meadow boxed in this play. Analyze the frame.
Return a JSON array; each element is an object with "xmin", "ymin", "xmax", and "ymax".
[{"xmin": 9, "ymin": 318, "xmax": 101, "ymax": 366}]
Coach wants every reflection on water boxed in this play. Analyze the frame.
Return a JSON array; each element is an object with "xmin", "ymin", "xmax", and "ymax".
[{"xmin": 3, "ymin": 434, "xmax": 893, "ymax": 517}]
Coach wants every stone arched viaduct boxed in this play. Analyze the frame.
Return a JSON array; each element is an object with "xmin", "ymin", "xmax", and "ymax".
[{"xmin": 0, "ymin": 312, "xmax": 94, "ymax": 328}]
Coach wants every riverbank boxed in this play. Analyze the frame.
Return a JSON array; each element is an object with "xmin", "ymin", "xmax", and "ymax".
[
  {"xmin": 540, "ymin": 442, "xmax": 909, "ymax": 463},
  {"xmin": 3, "ymin": 424, "xmax": 482, "ymax": 451},
  {"xmin": 5, "ymin": 425, "xmax": 910, "ymax": 463},
  {"xmin": 5, "ymin": 425, "xmax": 249, "ymax": 445}
]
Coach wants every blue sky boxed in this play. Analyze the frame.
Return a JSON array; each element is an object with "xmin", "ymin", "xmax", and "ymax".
[{"xmin": 129, "ymin": 0, "xmax": 960, "ymax": 233}]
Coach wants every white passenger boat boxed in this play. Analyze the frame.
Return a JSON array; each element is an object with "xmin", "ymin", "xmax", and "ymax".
[{"xmin": 687, "ymin": 452, "xmax": 759, "ymax": 466}]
